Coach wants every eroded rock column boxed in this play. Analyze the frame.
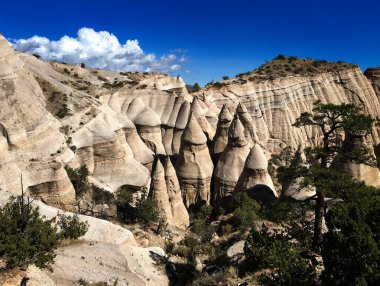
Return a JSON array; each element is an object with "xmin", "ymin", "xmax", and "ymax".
[{"xmin": 176, "ymin": 114, "xmax": 214, "ymax": 209}]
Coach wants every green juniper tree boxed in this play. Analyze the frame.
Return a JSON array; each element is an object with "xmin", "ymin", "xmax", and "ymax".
[
  {"xmin": 0, "ymin": 177, "xmax": 88, "ymax": 270},
  {"xmin": 285, "ymin": 100, "xmax": 374, "ymax": 252}
]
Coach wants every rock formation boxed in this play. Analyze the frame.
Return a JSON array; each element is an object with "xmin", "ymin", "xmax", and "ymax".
[
  {"xmin": 331, "ymin": 132, "xmax": 380, "ymax": 188},
  {"xmin": 236, "ymin": 143, "xmax": 277, "ymax": 202},
  {"xmin": 176, "ymin": 114, "xmax": 214, "ymax": 209},
  {"xmin": 236, "ymin": 102, "xmax": 259, "ymax": 145},
  {"xmin": 365, "ymin": 67, "xmax": 380, "ymax": 97},
  {"xmin": 191, "ymin": 97, "xmax": 215, "ymax": 140},
  {"xmin": 201, "ymin": 67, "xmax": 380, "ymax": 152},
  {"xmin": 163, "ymin": 157, "xmax": 190, "ymax": 229},
  {"xmin": 2, "ymin": 33, "xmax": 380, "ymax": 228},
  {"xmin": 214, "ymin": 115, "xmax": 250, "ymax": 209},
  {"xmin": 211, "ymin": 104, "xmax": 233, "ymax": 156},
  {"xmin": 150, "ymin": 159, "xmax": 174, "ymax": 226},
  {"xmin": 26, "ymin": 161, "xmax": 76, "ymax": 210}
]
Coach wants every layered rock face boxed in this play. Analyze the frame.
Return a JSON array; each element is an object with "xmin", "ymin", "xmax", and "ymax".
[
  {"xmin": 365, "ymin": 67, "xmax": 380, "ymax": 98},
  {"xmin": 201, "ymin": 68, "xmax": 380, "ymax": 152},
  {"xmin": 0, "ymin": 35, "xmax": 74, "ymax": 208},
  {"xmin": 3, "ymin": 34, "xmax": 380, "ymax": 226},
  {"xmin": 26, "ymin": 162, "xmax": 76, "ymax": 210},
  {"xmin": 176, "ymin": 114, "xmax": 214, "ymax": 209}
]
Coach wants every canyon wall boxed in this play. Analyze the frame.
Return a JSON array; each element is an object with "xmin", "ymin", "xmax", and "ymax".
[{"xmin": 1, "ymin": 36, "xmax": 380, "ymax": 229}]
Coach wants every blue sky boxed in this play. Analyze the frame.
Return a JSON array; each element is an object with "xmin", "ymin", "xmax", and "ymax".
[{"xmin": 1, "ymin": 0, "xmax": 379, "ymax": 85}]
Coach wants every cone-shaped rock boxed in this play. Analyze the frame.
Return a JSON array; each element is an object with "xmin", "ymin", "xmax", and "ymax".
[
  {"xmin": 235, "ymin": 143, "xmax": 277, "ymax": 202},
  {"xmin": 191, "ymin": 97, "xmax": 215, "ymax": 140},
  {"xmin": 214, "ymin": 116, "xmax": 250, "ymax": 209},
  {"xmin": 150, "ymin": 159, "xmax": 174, "ymax": 225},
  {"xmin": 176, "ymin": 113, "xmax": 214, "ymax": 209},
  {"xmin": 236, "ymin": 102, "xmax": 258, "ymax": 146},
  {"xmin": 163, "ymin": 157, "xmax": 190, "ymax": 229},
  {"xmin": 127, "ymin": 97, "xmax": 166, "ymax": 155},
  {"xmin": 212, "ymin": 104, "xmax": 233, "ymax": 155},
  {"xmin": 182, "ymin": 113, "xmax": 208, "ymax": 145}
]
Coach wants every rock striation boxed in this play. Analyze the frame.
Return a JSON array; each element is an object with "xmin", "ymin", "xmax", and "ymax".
[{"xmin": 201, "ymin": 67, "xmax": 380, "ymax": 153}]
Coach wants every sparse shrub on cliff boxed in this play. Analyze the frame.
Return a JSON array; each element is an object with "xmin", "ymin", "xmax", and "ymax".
[
  {"xmin": 65, "ymin": 165, "xmax": 90, "ymax": 198},
  {"xmin": 275, "ymin": 54, "xmax": 286, "ymax": 60},
  {"xmin": 115, "ymin": 186, "xmax": 134, "ymax": 208},
  {"xmin": 135, "ymin": 189, "xmax": 159, "ymax": 225},
  {"xmin": 192, "ymin": 83, "xmax": 201, "ymax": 92},
  {"xmin": 92, "ymin": 185, "xmax": 114, "ymax": 204},
  {"xmin": 222, "ymin": 76, "xmax": 229, "ymax": 80},
  {"xmin": 56, "ymin": 103, "xmax": 69, "ymax": 118},
  {"xmin": 57, "ymin": 213, "xmax": 89, "ymax": 240}
]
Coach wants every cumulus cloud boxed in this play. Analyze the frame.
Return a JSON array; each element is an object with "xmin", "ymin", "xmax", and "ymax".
[{"xmin": 13, "ymin": 27, "xmax": 184, "ymax": 73}]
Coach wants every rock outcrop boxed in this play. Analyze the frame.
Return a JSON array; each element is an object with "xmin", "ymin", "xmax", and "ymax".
[
  {"xmin": 214, "ymin": 115, "xmax": 250, "ymax": 209},
  {"xmin": 26, "ymin": 161, "xmax": 76, "ymax": 210},
  {"xmin": 176, "ymin": 114, "xmax": 214, "ymax": 209}
]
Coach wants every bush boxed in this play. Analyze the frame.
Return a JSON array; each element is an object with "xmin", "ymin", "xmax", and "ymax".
[
  {"xmin": 231, "ymin": 192, "xmax": 260, "ymax": 231},
  {"xmin": 57, "ymin": 214, "xmax": 89, "ymax": 240},
  {"xmin": 244, "ymin": 227, "xmax": 315, "ymax": 285},
  {"xmin": 116, "ymin": 186, "xmax": 134, "ymax": 206},
  {"xmin": 222, "ymin": 76, "xmax": 229, "ymax": 80},
  {"xmin": 92, "ymin": 185, "xmax": 114, "ymax": 204},
  {"xmin": 275, "ymin": 54, "xmax": 286, "ymax": 60},
  {"xmin": 56, "ymin": 103, "xmax": 69, "ymax": 118},
  {"xmin": 65, "ymin": 165, "xmax": 89, "ymax": 197},
  {"xmin": 135, "ymin": 190, "xmax": 159, "ymax": 225},
  {"xmin": 192, "ymin": 83, "xmax": 201, "ymax": 92},
  {"xmin": 0, "ymin": 196, "xmax": 59, "ymax": 269},
  {"xmin": 322, "ymin": 185, "xmax": 380, "ymax": 285},
  {"xmin": 192, "ymin": 205, "xmax": 214, "ymax": 240}
]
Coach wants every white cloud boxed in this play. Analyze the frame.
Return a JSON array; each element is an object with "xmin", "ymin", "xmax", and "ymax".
[{"xmin": 13, "ymin": 27, "xmax": 184, "ymax": 73}]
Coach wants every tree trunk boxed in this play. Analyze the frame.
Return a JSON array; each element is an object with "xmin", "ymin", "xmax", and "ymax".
[{"xmin": 312, "ymin": 190, "xmax": 325, "ymax": 253}]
